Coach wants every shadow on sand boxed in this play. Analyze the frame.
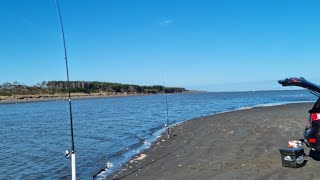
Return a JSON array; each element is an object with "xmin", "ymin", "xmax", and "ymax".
[{"xmin": 309, "ymin": 150, "xmax": 320, "ymax": 161}]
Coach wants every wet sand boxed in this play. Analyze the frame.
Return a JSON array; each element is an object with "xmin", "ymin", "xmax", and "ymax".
[{"xmin": 107, "ymin": 103, "xmax": 320, "ymax": 180}]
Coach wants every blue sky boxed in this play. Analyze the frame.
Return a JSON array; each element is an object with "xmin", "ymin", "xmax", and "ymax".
[{"xmin": 0, "ymin": 0, "xmax": 319, "ymax": 91}]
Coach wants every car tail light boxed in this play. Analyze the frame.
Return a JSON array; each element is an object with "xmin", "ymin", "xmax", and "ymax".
[
  {"xmin": 311, "ymin": 113, "xmax": 320, "ymax": 122},
  {"xmin": 310, "ymin": 138, "xmax": 317, "ymax": 143}
]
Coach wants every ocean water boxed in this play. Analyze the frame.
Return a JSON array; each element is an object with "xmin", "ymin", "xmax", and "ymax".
[{"xmin": 0, "ymin": 90, "xmax": 317, "ymax": 179}]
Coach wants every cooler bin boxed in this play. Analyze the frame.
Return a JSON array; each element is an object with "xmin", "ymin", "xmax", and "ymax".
[{"xmin": 279, "ymin": 148, "xmax": 305, "ymax": 168}]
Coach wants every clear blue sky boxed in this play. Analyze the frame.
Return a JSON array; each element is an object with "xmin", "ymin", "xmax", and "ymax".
[{"xmin": 1, "ymin": 0, "xmax": 319, "ymax": 91}]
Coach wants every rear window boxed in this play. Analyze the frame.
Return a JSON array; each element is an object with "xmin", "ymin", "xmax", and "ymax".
[{"xmin": 309, "ymin": 98, "xmax": 320, "ymax": 113}]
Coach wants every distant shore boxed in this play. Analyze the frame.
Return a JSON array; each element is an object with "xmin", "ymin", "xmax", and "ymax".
[
  {"xmin": 0, "ymin": 91, "xmax": 200, "ymax": 104},
  {"xmin": 105, "ymin": 103, "xmax": 320, "ymax": 180},
  {"xmin": 0, "ymin": 93, "xmax": 133, "ymax": 104}
]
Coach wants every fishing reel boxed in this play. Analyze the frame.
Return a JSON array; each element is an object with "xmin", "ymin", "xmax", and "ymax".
[{"xmin": 65, "ymin": 150, "xmax": 71, "ymax": 159}]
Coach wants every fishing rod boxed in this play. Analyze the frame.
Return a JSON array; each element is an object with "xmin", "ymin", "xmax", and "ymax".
[
  {"xmin": 55, "ymin": 0, "xmax": 76, "ymax": 179},
  {"xmin": 163, "ymin": 82, "xmax": 170, "ymax": 138}
]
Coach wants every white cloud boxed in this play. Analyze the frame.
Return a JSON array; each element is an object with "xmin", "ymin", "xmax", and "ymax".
[{"xmin": 160, "ymin": 18, "xmax": 174, "ymax": 26}]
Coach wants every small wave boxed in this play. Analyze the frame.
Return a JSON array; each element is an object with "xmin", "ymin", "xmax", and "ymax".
[
  {"xmin": 238, "ymin": 106, "xmax": 253, "ymax": 110},
  {"xmin": 207, "ymin": 100, "xmax": 314, "ymax": 117},
  {"xmin": 94, "ymin": 161, "xmax": 113, "ymax": 179},
  {"xmin": 94, "ymin": 123, "xmax": 178, "ymax": 179},
  {"xmin": 254, "ymin": 101, "xmax": 313, "ymax": 108},
  {"xmin": 117, "ymin": 147, "xmax": 129, "ymax": 155}
]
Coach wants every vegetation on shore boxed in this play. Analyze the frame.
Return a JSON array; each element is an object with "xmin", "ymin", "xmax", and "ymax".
[{"xmin": 0, "ymin": 81, "xmax": 187, "ymax": 97}]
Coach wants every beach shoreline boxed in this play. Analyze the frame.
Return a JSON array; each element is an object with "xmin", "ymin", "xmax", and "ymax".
[
  {"xmin": 104, "ymin": 102, "xmax": 320, "ymax": 180},
  {"xmin": 0, "ymin": 93, "xmax": 145, "ymax": 104},
  {"xmin": 0, "ymin": 91, "xmax": 199, "ymax": 104}
]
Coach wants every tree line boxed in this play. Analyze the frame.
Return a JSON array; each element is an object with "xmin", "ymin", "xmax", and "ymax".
[{"xmin": 0, "ymin": 81, "xmax": 187, "ymax": 96}]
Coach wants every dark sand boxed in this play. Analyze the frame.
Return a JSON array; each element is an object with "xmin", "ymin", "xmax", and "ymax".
[{"xmin": 107, "ymin": 103, "xmax": 320, "ymax": 180}]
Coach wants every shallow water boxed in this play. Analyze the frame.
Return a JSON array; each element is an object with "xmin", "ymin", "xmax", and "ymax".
[{"xmin": 0, "ymin": 90, "xmax": 316, "ymax": 179}]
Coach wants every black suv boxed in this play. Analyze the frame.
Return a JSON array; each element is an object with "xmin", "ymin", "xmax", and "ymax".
[{"xmin": 278, "ymin": 77, "xmax": 320, "ymax": 151}]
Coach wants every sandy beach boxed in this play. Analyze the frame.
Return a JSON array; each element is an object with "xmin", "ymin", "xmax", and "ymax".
[
  {"xmin": 0, "ymin": 93, "xmax": 156, "ymax": 104},
  {"xmin": 106, "ymin": 103, "xmax": 320, "ymax": 180},
  {"xmin": 0, "ymin": 92, "xmax": 197, "ymax": 104}
]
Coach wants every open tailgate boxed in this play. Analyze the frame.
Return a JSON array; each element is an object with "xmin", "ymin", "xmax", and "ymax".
[{"xmin": 278, "ymin": 77, "xmax": 320, "ymax": 95}]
